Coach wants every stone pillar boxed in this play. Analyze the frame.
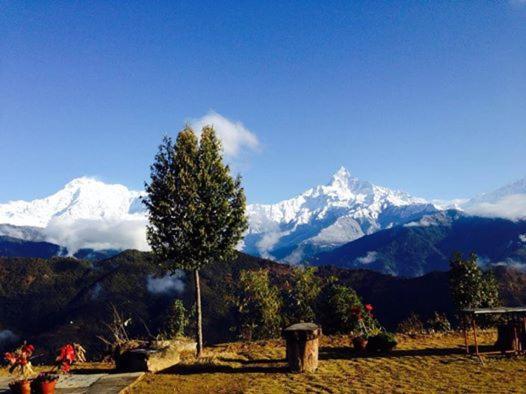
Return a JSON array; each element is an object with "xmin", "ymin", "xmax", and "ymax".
[{"xmin": 282, "ymin": 323, "xmax": 321, "ymax": 373}]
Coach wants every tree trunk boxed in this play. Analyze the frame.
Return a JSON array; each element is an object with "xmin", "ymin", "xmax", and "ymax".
[{"xmin": 194, "ymin": 269, "xmax": 203, "ymax": 357}]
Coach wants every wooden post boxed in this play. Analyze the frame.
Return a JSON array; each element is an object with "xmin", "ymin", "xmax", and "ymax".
[
  {"xmin": 463, "ymin": 315, "xmax": 469, "ymax": 354},
  {"xmin": 513, "ymin": 324, "xmax": 519, "ymax": 354},
  {"xmin": 282, "ymin": 323, "xmax": 321, "ymax": 373},
  {"xmin": 471, "ymin": 318, "xmax": 479, "ymax": 356}
]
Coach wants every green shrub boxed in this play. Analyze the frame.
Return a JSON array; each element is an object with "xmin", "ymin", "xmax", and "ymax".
[
  {"xmin": 231, "ymin": 269, "xmax": 282, "ymax": 340},
  {"xmin": 425, "ymin": 312, "xmax": 451, "ymax": 332},
  {"xmin": 281, "ymin": 267, "xmax": 322, "ymax": 326},
  {"xmin": 366, "ymin": 332, "xmax": 397, "ymax": 353},
  {"xmin": 162, "ymin": 299, "xmax": 189, "ymax": 338},
  {"xmin": 397, "ymin": 312, "xmax": 424, "ymax": 335},
  {"xmin": 317, "ymin": 283, "xmax": 377, "ymax": 335}
]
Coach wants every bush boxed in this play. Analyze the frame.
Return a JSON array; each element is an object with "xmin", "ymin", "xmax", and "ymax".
[
  {"xmin": 366, "ymin": 332, "xmax": 397, "ymax": 353},
  {"xmin": 397, "ymin": 312, "xmax": 424, "ymax": 335},
  {"xmin": 281, "ymin": 267, "xmax": 322, "ymax": 326},
  {"xmin": 162, "ymin": 299, "xmax": 189, "ymax": 338},
  {"xmin": 425, "ymin": 312, "xmax": 451, "ymax": 332},
  {"xmin": 231, "ymin": 269, "xmax": 282, "ymax": 340},
  {"xmin": 317, "ymin": 283, "xmax": 377, "ymax": 335}
]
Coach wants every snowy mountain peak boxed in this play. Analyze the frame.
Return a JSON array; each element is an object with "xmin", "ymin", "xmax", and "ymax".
[
  {"xmin": 0, "ymin": 177, "xmax": 143, "ymax": 228},
  {"xmin": 64, "ymin": 176, "xmax": 101, "ymax": 188},
  {"xmin": 331, "ymin": 166, "xmax": 352, "ymax": 184},
  {"xmin": 245, "ymin": 170, "xmax": 438, "ymax": 262}
]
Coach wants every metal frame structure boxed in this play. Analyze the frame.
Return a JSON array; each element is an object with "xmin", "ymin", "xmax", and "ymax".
[{"xmin": 461, "ymin": 307, "xmax": 526, "ymax": 358}]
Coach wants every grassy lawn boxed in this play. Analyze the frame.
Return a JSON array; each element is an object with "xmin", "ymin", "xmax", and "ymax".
[
  {"xmin": 132, "ymin": 331, "xmax": 526, "ymax": 393},
  {"xmin": 2, "ymin": 331, "xmax": 525, "ymax": 393}
]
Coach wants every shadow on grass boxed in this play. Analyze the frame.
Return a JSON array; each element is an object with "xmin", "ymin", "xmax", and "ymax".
[
  {"xmin": 159, "ymin": 362, "xmax": 288, "ymax": 375},
  {"xmin": 218, "ymin": 357, "xmax": 286, "ymax": 365},
  {"xmin": 320, "ymin": 344, "xmax": 496, "ymax": 360}
]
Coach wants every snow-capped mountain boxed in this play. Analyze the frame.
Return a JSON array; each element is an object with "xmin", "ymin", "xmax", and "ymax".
[
  {"xmin": 462, "ymin": 176, "xmax": 526, "ymax": 221},
  {"xmin": 0, "ymin": 170, "xmax": 523, "ymax": 262},
  {"xmin": 244, "ymin": 167, "xmax": 439, "ymax": 262},
  {"xmin": 0, "ymin": 177, "xmax": 144, "ymax": 227},
  {"xmin": 0, "ymin": 178, "xmax": 147, "ymax": 253}
]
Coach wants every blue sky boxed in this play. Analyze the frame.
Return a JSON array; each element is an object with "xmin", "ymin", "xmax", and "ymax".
[{"xmin": 1, "ymin": 1, "xmax": 525, "ymax": 204}]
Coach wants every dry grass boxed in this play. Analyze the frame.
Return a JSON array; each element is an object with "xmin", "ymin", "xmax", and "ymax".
[
  {"xmin": 131, "ymin": 331, "xmax": 526, "ymax": 393},
  {"xmin": 2, "ymin": 332, "xmax": 525, "ymax": 392}
]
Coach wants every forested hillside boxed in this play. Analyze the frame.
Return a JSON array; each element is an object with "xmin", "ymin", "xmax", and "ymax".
[{"xmin": 0, "ymin": 250, "xmax": 525, "ymax": 359}]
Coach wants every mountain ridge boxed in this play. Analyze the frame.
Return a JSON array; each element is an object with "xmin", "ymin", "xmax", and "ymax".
[{"xmin": 0, "ymin": 169, "xmax": 524, "ymax": 262}]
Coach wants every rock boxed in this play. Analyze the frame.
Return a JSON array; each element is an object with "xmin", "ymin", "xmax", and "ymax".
[{"xmin": 116, "ymin": 339, "xmax": 197, "ymax": 372}]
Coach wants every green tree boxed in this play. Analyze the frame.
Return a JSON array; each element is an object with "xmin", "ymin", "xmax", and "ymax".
[
  {"xmin": 144, "ymin": 127, "xmax": 247, "ymax": 357},
  {"xmin": 163, "ymin": 299, "xmax": 189, "ymax": 338},
  {"xmin": 232, "ymin": 269, "xmax": 282, "ymax": 340},
  {"xmin": 449, "ymin": 252, "xmax": 500, "ymax": 310},
  {"xmin": 282, "ymin": 267, "xmax": 322, "ymax": 325}
]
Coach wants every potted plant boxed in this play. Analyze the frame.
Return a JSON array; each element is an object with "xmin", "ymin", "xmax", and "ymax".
[
  {"xmin": 30, "ymin": 372, "xmax": 59, "ymax": 394},
  {"xmin": 351, "ymin": 304, "xmax": 375, "ymax": 352},
  {"xmin": 366, "ymin": 331, "xmax": 398, "ymax": 353},
  {"xmin": 352, "ymin": 335, "xmax": 369, "ymax": 352},
  {"xmin": 31, "ymin": 343, "xmax": 86, "ymax": 394},
  {"xmin": 4, "ymin": 342, "xmax": 35, "ymax": 394}
]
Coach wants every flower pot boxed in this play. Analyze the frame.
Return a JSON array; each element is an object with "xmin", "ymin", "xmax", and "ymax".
[
  {"xmin": 8, "ymin": 380, "xmax": 31, "ymax": 394},
  {"xmin": 352, "ymin": 336, "xmax": 368, "ymax": 352},
  {"xmin": 38, "ymin": 379, "xmax": 58, "ymax": 394},
  {"xmin": 30, "ymin": 378, "xmax": 58, "ymax": 394}
]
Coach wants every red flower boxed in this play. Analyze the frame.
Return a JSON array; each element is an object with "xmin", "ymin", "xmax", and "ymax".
[
  {"xmin": 57, "ymin": 344, "xmax": 75, "ymax": 363},
  {"xmin": 365, "ymin": 304, "xmax": 373, "ymax": 312},
  {"xmin": 56, "ymin": 344, "xmax": 77, "ymax": 373},
  {"xmin": 4, "ymin": 352, "xmax": 17, "ymax": 365},
  {"xmin": 21, "ymin": 344, "xmax": 34, "ymax": 356},
  {"xmin": 351, "ymin": 306, "xmax": 361, "ymax": 315}
]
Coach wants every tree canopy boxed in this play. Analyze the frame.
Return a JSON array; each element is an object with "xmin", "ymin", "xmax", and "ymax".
[{"xmin": 144, "ymin": 126, "xmax": 247, "ymax": 356}]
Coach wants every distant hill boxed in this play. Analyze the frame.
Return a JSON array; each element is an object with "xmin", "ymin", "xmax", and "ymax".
[
  {"xmin": 310, "ymin": 213, "xmax": 526, "ymax": 277},
  {"xmin": 0, "ymin": 235, "xmax": 64, "ymax": 258},
  {"xmin": 0, "ymin": 235, "xmax": 120, "ymax": 261},
  {"xmin": 1, "ymin": 250, "xmax": 526, "ymax": 359}
]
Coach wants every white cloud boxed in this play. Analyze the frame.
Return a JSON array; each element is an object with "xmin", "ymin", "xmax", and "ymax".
[
  {"xmin": 0, "ymin": 329, "xmax": 18, "ymax": 345},
  {"xmin": 520, "ymin": 234, "xmax": 526, "ymax": 243},
  {"xmin": 431, "ymin": 198, "xmax": 469, "ymax": 210},
  {"xmin": 191, "ymin": 111, "xmax": 260, "ymax": 158},
  {"xmin": 356, "ymin": 251, "xmax": 378, "ymax": 265},
  {"xmin": 43, "ymin": 216, "xmax": 149, "ymax": 254},
  {"xmin": 465, "ymin": 194, "xmax": 526, "ymax": 221},
  {"xmin": 146, "ymin": 271, "xmax": 185, "ymax": 294},
  {"xmin": 491, "ymin": 259, "xmax": 526, "ymax": 272},
  {"xmin": 256, "ymin": 232, "xmax": 282, "ymax": 259}
]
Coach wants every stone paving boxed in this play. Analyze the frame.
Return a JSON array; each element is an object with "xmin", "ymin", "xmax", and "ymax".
[{"xmin": 0, "ymin": 372, "xmax": 144, "ymax": 393}]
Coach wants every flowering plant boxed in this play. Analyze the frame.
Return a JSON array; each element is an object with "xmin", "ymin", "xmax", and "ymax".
[
  {"xmin": 351, "ymin": 303, "xmax": 377, "ymax": 338},
  {"xmin": 56, "ymin": 344, "xmax": 75, "ymax": 373},
  {"xmin": 4, "ymin": 342, "xmax": 35, "ymax": 379},
  {"xmin": 55, "ymin": 343, "xmax": 86, "ymax": 373}
]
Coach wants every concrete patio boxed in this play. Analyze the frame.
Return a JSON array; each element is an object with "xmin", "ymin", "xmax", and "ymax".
[{"xmin": 0, "ymin": 372, "xmax": 144, "ymax": 393}]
